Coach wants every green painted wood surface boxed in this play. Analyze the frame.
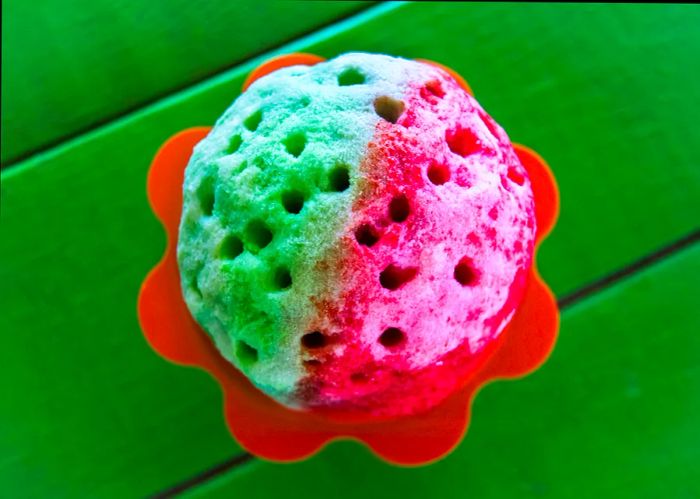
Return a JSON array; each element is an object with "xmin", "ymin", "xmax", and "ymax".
[
  {"xmin": 1, "ymin": 0, "xmax": 370, "ymax": 165},
  {"xmin": 2, "ymin": 2, "xmax": 700, "ymax": 497},
  {"xmin": 0, "ymin": 160, "xmax": 240, "ymax": 496},
  {"xmin": 187, "ymin": 243, "xmax": 700, "ymax": 499}
]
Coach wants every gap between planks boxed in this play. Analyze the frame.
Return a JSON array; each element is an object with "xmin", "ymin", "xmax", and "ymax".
[
  {"xmin": 150, "ymin": 454, "xmax": 255, "ymax": 499},
  {"xmin": 149, "ymin": 228, "xmax": 700, "ymax": 498}
]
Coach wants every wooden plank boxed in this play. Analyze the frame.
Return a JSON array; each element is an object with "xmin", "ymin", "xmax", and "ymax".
[
  {"xmin": 2, "ymin": 3, "xmax": 700, "ymax": 496},
  {"xmin": 0, "ymin": 159, "xmax": 242, "ymax": 496},
  {"xmin": 1, "ymin": 0, "xmax": 370, "ymax": 164},
  {"xmin": 184, "ymin": 243, "xmax": 700, "ymax": 499}
]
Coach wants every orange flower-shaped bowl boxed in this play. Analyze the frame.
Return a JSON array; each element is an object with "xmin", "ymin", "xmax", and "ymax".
[{"xmin": 138, "ymin": 53, "xmax": 560, "ymax": 465}]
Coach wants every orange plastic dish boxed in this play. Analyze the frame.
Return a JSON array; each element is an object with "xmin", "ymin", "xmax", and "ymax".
[{"xmin": 137, "ymin": 53, "xmax": 560, "ymax": 465}]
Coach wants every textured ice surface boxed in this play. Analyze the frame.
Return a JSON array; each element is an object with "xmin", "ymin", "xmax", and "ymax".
[{"xmin": 177, "ymin": 53, "xmax": 536, "ymax": 415}]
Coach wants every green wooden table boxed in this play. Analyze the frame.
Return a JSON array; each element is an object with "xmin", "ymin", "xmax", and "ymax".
[{"xmin": 2, "ymin": 2, "xmax": 699, "ymax": 497}]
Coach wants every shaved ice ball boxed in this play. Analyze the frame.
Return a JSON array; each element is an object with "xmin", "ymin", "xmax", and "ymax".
[{"xmin": 177, "ymin": 53, "xmax": 535, "ymax": 417}]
